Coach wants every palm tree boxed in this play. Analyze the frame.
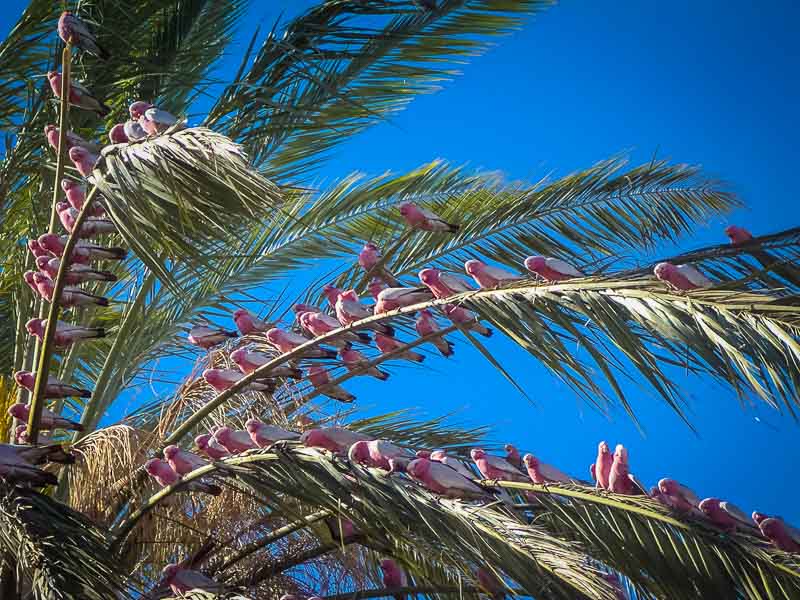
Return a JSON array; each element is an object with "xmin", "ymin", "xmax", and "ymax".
[{"xmin": 1, "ymin": 1, "xmax": 799, "ymax": 598}]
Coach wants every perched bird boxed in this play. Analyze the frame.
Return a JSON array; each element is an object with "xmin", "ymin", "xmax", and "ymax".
[
  {"xmin": 47, "ymin": 71, "xmax": 110, "ymax": 115},
  {"xmin": 753, "ymin": 512, "xmax": 800, "ymax": 544},
  {"xmin": 68, "ymin": 146, "xmax": 100, "ymax": 177},
  {"xmin": 758, "ymin": 518, "xmax": 800, "ymax": 552},
  {"xmin": 322, "ymin": 284, "xmax": 343, "ymax": 307},
  {"xmin": 348, "ymin": 439, "xmax": 414, "ymax": 470},
  {"xmin": 374, "ymin": 286, "xmax": 433, "ymax": 314},
  {"xmin": 57, "ymin": 204, "xmax": 116, "ymax": 237},
  {"xmin": 464, "ymin": 259, "xmax": 522, "ymax": 289},
  {"xmin": 368, "ymin": 278, "xmax": 388, "ymax": 300},
  {"xmin": 230, "ymin": 348, "xmax": 302, "ymax": 379},
  {"xmin": 123, "ymin": 119, "xmax": 147, "ymax": 141},
  {"xmin": 44, "ymin": 125, "xmax": 98, "ymax": 153},
  {"xmin": 504, "ymin": 444, "xmax": 523, "ymax": 469},
  {"xmin": 213, "ymin": 427, "xmax": 256, "ymax": 454},
  {"xmin": 418, "ymin": 268, "xmax": 473, "ymax": 299},
  {"xmin": 375, "ymin": 333, "xmax": 425, "ymax": 363},
  {"xmin": 265, "ymin": 328, "xmax": 337, "ymax": 359},
  {"xmin": 26, "ymin": 318, "xmax": 104, "ymax": 347},
  {"xmin": 340, "ymin": 347, "xmax": 389, "ymax": 380},
  {"xmin": 58, "ymin": 11, "xmax": 109, "ymax": 59},
  {"xmin": 325, "ymin": 516, "xmax": 359, "ymax": 543},
  {"xmin": 0, "ymin": 443, "xmax": 74, "ymax": 486},
  {"xmin": 164, "ymin": 445, "xmax": 209, "ymax": 475},
  {"xmin": 202, "ymin": 369, "xmax": 275, "ymax": 394},
  {"xmin": 523, "ymin": 453, "xmax": 573, "ymax": 484},
  {"xmin": 725, "ymin": 225, "xmax": 753, "ymax": 245},
  {"xmin": 406, "ymin": 457, "xmax": 487, "ymax": 498},
  {"xmin": 293, "ymin": 303, "xmax": 323, "ymax": 322},
  {"xmin": 594, "ymin": 441, "xmax": 613, "ymax": 490},
  {"xmin": 145, "ymin": 458, "xmax": 221, "ymax": 495},
  {"xmin": 187, "ymin": 325, "xmax": 237, "ymax": 349},
  {"xmin": 232, "ymin": 308, "xmax": 272, "ymax": 335},
  {"xmin": 358, "ymin": 242, "xmax": 381, "ymax": 272},
  {"xmin": 442, "ymin": 304, "xmax": 492, "ymax": 337},
  {"xmin": 22, "ymin": 271, "xmax": 39, "ymax": 295},
  {"xmin": 245, "ymin": 418, "xmax": 299, "ymax": 447},
  {"xmin": 38, "ymin": 233, "xmax": 126, "ymax": 262},
  {"xmin": 428, "ymin": 449, "xmax": 475, "ymax": 479},
  {"xmin": 698, "ymin": 498, "xmax": 754, "ymax": 532},
  {"xmin": 470, "ymin": 448, "xmax": 527, "ymax": 482},
  {"xmin": 61, "ymin": 180, "xmax": 106, "ymax": 215},
  {"xmin": 524, "ymin": 256, "xmax": 584, "ymax": 282},
  {"xmin": 27, "ymin": 239, "xmax": 49, "ymax": 259},
  {"xmin": 608, "ymin": 444, "xmax": 645, "ymax": 495},
  {"xmin": 8, "ymin": 402, "xmax": 83, "ymax": 431},
  {"xmin": 657, "ymin": 478, "xmax": 701, "ymax": 513},
  {"xmin": 380, "ymin": 558, "xmax": 407, "ymax": 600},
  {"xmin": 335, "ymin": 290, "xmax": 394, "ymax": 335},
  {"xmin": 653, "ymin": 262, "xmax": 712, "ymax": 291},
  {"xmin": 299, "ymin": 427, "xmax": 369, "ymax": 454},
  {"xmin": 130, "ymin": 101, "xmax": 178, "ymax": 135},
  {"xmin": 301, "ymin": 311, "xmax": 370, "ymax": 346},
  {"xmin": 307, "ymin": 365, "xmax": 355, "ymax": 402},
  {"xmin": 32, "ymin": 272, "xmax": 109, "ymax": 307},
  {"xmin": 36, "ymin": 256, "xmax": 116, "ymax": 285},
  {"xmin": 14, "ymin": 370, "xmax": 90, "ymax": 399},
  {"xmin": 195, "ymin": 434, "xmax": 229, "ymax": 460},
  {"xmin": 108, "ymin": 123, "xmax": 128, "ymax": 144},
  {"xmin": 162, "ymin": 564, "xmax": 224, "ymax": 596},
  {"xmin": 398, "ymin": 202, "xmax": 459, "ymax": 233},
  {"xmin": 415, "ymin": 310, "xmax": 453, "ymax": 357}
]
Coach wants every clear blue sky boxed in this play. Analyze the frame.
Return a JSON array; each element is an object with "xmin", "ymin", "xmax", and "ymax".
[{"xmin": 4, "ymin": 1, "xmax": 799, "ymax": 523}]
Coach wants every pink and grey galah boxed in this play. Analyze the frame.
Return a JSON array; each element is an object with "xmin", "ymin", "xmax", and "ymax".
[
  {"xmin": 123, "ymin": 119, "xmax": 147, "ymax": 141},
  {"xmin": 368, "ymin": 277, "xmax": 388, "ymax": 300},
  {"xmin": 374, "ymin": 286, "xmax": 433, "ymax": 314},
  {"xmin": 523, "ymin": 453, "xmax": 573, "ymax": 484},
  {"xmin": 213, "ymin": 427, "xmax": 256, "ymax": 454},
  {"xmin": 26, "ymin": 318, "xmax": 104, "ymax": 347},
  {"xmin": 759, "ymin": 518, "xmax": 800, "ymax": 552},
  {"xmin": 44, "ymin": 125, "xmax": 99, "ymax": 153},
  {"xmin": 230, "ymin": 348, "xmax": 303, "ymax": 379},
  {"xmin": 108, "ymin": 124, "xmax": 128, "ymax": 144},
  {"xmin": 657, "ymin": 478, "xmax": 701, "ymax": 513},
  {"xmin": 129, "ymin": 101, "xmax": 178, "ymax": 135},
  {"xmin": 23, "ymin": 271, "xmax": 39, "ymax": 295},
  {"xmin": 38, "ymin": 233, "xmax": 127, "ymax": 262},
  {"xmin": 299, "ymin": 427, "xmax": 369, "ymax": 454},
  {"xmin": 752, "ymin": 512, "xmax": 800, "ymax": 545},
  {"xmin": 524, "ymin": 256, "xmax": 584, "ymax": 282},
  {"xmin": 608, "ymin": 444, "xmax": 645, "ymax": 495},
  {"xmin": 8, "ymin": 402, "xmax": 84, "ymax": 431},
  {"xmin": 14, "ymin": 425, "xmax": 52, "ymax": 445},
  {"xmin": 265, "ymin": 327, "xmax": 337, "ymax": 359},
  {"xmin": 418, "ymin": 267, "xmax": 473, "ymax": 299},
  {"xmin": 335, "ymin": 290, "xmax": 394, "ymax": 336},
  {"xmin": 698, "ymin": 498, "xmax": 754, "ymax": 532},
  {"xmin": 415, "ymin": 309, "xmax": 453, "ymax": 357},
  {"xmin": 725, "ymin": 225, "xmax": 753, "ymax": 245},
  {"xmin": 374, "ymin": 333, "xmax": 425, "ymax": 363},
  {"xmin": 57, "ymin": 204, "xmax": 116, "ymax": 237},
  {"xmin": 340, "ymin": 347, "xmax": 390, "ymax": 380},
  {"xmin": 36, "ymin": 256, "xmax": 116, "ymax": 284},
  {"xmin": 653, "ymin": 262, "xmax": 712, "ymax": 291},
  {"xmin": 398, "ymin": 202, "xmax": 459, "ymax": 233},
  {"xmin": 232, "ymin": 308, "xmax": 272, "ymax": 335},
  {"xmin": 470, "ymin": 448, "xmax": 527, "ymax": 482},
  {"xmin": 307, "ymin": 365, "xmax": 355, "ymax": 402},
  {"xmin": 162, "ymin": 564, "xmax": 224, "ymax": 596},
  {"xmin": 594, "ymin": 441, "xmax": 613, "ymax": 490},
  {"xmin": 428, "ymin": 449, "xmax": 475, "ymax": 479},
  {"xmin": 68, "ymin": 146, "xmax": 100, "ymax": 177},
  {"xmin": 504, "ymin": 444, "xmax": 523, "ymax": 469},
  {"xmin": 0, "ymin": 443, "xmax": 74, "ymax": 487},
  {"xmin": 406, "ymin": 456, "xmax": 487, "ymax": 498},
  {"xmin": 300, "ymin": 311, "xmax": 370, "ymax": 346},
  {"xmin": 464, "ymin": 259, "xmax": 522, "ymax": 289},
  {"xmin": 163, "ymin": 445, "xmax": 209, "ymax": 475},
  {"xmin": 144, "ymin": 458, "xmax": 221, "ymax": 495},
  {"xmin": 380, "ymin": 558, "xmax": 407, "ymax": 599},
  {"xmin": 28, "ymin": 239, "xmax": 49, "ymax": 259},
  {"xmin": 245, "ymin": 418, "xmax": 299, "ymax": 447},
  {"xmin": 57, "ymin": 11, "xmax": 109, "ymax": 59},
  {"xmin": 442, "ymin": 304, "xmax": 492, "ymax": 337},
  {"xmin": 322, "ymin": 284, "xmax": 343, "ymax": 307},
  {"xmin": 195, "ymin": 434, "xmax": 229, "ymax": 460},
  {"xmin": 47, "ymin": 72, "xmax": 110, "ymax": 115},
  {"xmin": 202, "ymin": 368, "xmax": 275, "ymax": 394},
  {"xmin": 32, "ymin": 272, "xmax": 109, "ymax": 307},
  {"xmin": 61, "ymin": 179, "xmax": 106, "ymax": 216},
  {"xmin": 14, "ymin": 370, "xmax": 90, "ymax": 399},
  {"xmin": 358, "ymin": 242, "xmax": 381, "ymax": 272},
  {"xmin": 348, "ymin": 439, "xmax": 414, "ymax": 470},
  {"xmin": 187, "ymin": 324, "xmax": 237, "ymax": 349}
]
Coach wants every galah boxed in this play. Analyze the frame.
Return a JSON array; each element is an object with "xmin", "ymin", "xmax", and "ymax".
[
  {"xmin": 144, "ymin": 458, "xmax": 221, "ymax": 495},
  {"xmin": 322, "ymin": 284, "xmax": 343, "ymax": 307},
  {"xmin": 523, "ymin": 453, "xmax": 573, "ymax": 484},
  {"xmin": 299, "ymin": 427, "xmax": 369, "ymax": 454},
  {"xmin": 375, "ymin": 333, "xmax": 425, "ymax": 363},
  {"xmin": 195, "ymin": 434, "xmax": 229, "ymax": 460},
  {"xmin": 379, "ymin": 558, "xmax": 407, "ymax": 599},
  {"xmin": 108, "ymin": 124, "xmax": 128, "ymax": 144},
  {"xmin": 230, "ymin": 348, "xmax": 303, "ymax": 379},
  {"xmin": 0, "ymin": 443, "xmax": 74, "ymax": 486},
  {"xmin": 325, "ymin": 516, "xmax": 359, "ymax": 543},
  {"xmin": 44, "ymin": 125, "xmax": 98, "ymax": 153},
  {"xmin": 61, "ymin": 180, "xmax": 106, "ymax": 215},
  {"xmin": 752, "ymin": 512, "xmax": 800, "ymax": 544},
  {"xmin": 524, "ymin": 256, "xmax": 584, "ymax": 282},
  {"xmin": 47, "ymin": 71, "xmax": 110, "ymax": 115},
  {"xmin": 358, "ymin": 242, "xmax": 381, "ymax": 272},
  {"xmin": 415, "ymin": 310, "xmax": 453, "ymax": 357},
  {"xmin": 32, "ymin": 272, "xmax": 109, "ymax": 307},
  {"xmin": 187, "ymin": 325, "xmax": 237, "ymax": 349},
  {"xmin": 162, "ymin": 564, "xmax": 224, "ymax": 596},
  {"xmin": 123, "ymin": 119, "xmax": 147, "ymax": 141},
  {"xmin": 406, "ymin": 457, "xmax": 487, "ymax": 498},
  {"xmin": 14, "ymin": 370, "xmax": 90, "ymax": 399},
  {"xmin": 504, "ymin": 444, "xmax": 523, "ymax": 469},
  {"xmin": 26, "ymin": 318, "xmax": 104, "ymax": 347},
  {"xmin": 307, "ymin": 365, "xmax": 355, "ymax": 402},
  {"xmin": 653, "ymin": 262, "xmax": 712, "ymax": 291},
  {"xmin": 374, "ymin": 286, "xmax": 433, "ymax": 314},
  {"xmin": 213, "ymin": 427, "xmax": 256, "ymax": 454},
  {"xmin": 429, "ymin": 449, "xmax": 475, "ymax": 479},
  {"xmin": 202, "ymin": 369, "xmax": 275, "ymax": 394},
  {"xmin": 335, "ymin": 290, "xmax": 394, "ymax": 336},
  {"xmin": 36, "ymin": 256, "xmax": 116, "ymax": 284},
  {"xmin": 245, "ymin": 418, "xmax": 299, "ymax": 447},
  {"xmin": 698, "ymin": 498, "xmax": 755, "ymax": 532},
  {"xmin": 340, "ymin": 347, "xmax": 389, "ymax": 380},
  {"xmin": 464, "ymin": 259, "xmax": 522, "ymax": 289},
  {"xmin": 68, "ymin": 146, "xmax": 100, "ymax": 177},
  {"xmin": 164, "ymin": 445, "xmax": 209, "ymax": 475},
  {"xmin": 57, "ymin": 11, "xmax": 109, "ymax": 59},
  {"xmin": 442, "ymin": 304, "xmax": 492, "ymax": 337},
  {"xmin": 470, "ymin": 448, "xmax": 527, "ymax": 482},
  {"xmin": 129, "ymin": 101, "xmax": 152, "ymax": 120},
  {"xmin": 759, "ymin": 518, "xmax": 800, "ymax": 552},
  {"xmin": 368, "ymin": 278, "xmax": 388, "ymax": 300},
  {"xmin": 301, "ymin": 311, "xmax": 370, "ymax": 346},
  {"xmin": 398, "ymin": 202, "xmax": 459, "ymax": 233},
  {"xmin": 348, "ymin": 439, "xmax": 414, "ymax": 470},
  {"xmin": 141, "ymin": 107, "xmax": 179, "ymax": 135},
  {"xmin": 28, "ymin": 239, "xmax": 49, "ymax": 259},
  {"xmin": 594, "ymin": 441, "xmax": 613, "ymax": 490},
  {"xmin": 13, "ymin": 425, "xmax": 53, "ymax": 445},
  {"xmin": 418, "ymin": 268, "xmax": 473, "ymax": 299},
  {"xmin": 8, "ymin": 402, "xmax": 84, "ymax": 431},
  {"xmin": 232, "ymin": 308, "xmax": 272, "ymax": 335},
  {"xmin": 725, "ymin": 225, "xmax": 753, "ymax": 245},
  {"xmin": 23, "ymin": 271, "xmax": 39, "ymax": 295},
  {"xmin": 265, "ymin": 327, "xmax": 337, "ymax": 359},
  {"xmin": 57, "ymin": 204, "xmax": 116, "ymax": 237},
  {"xmin": 38, "ymin": 233, "xmax": 127, "ymax": 262},
  {"xmin": 293, "ymin": 302, "xmax": 322, "ymax": 318},
  {"xmin": 657, "ymin": 478, "xmax": 701, "ymax": 513},
  {"xmin": 608, "ymin": 444, "xmax": 645, "ymax": 495}
]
